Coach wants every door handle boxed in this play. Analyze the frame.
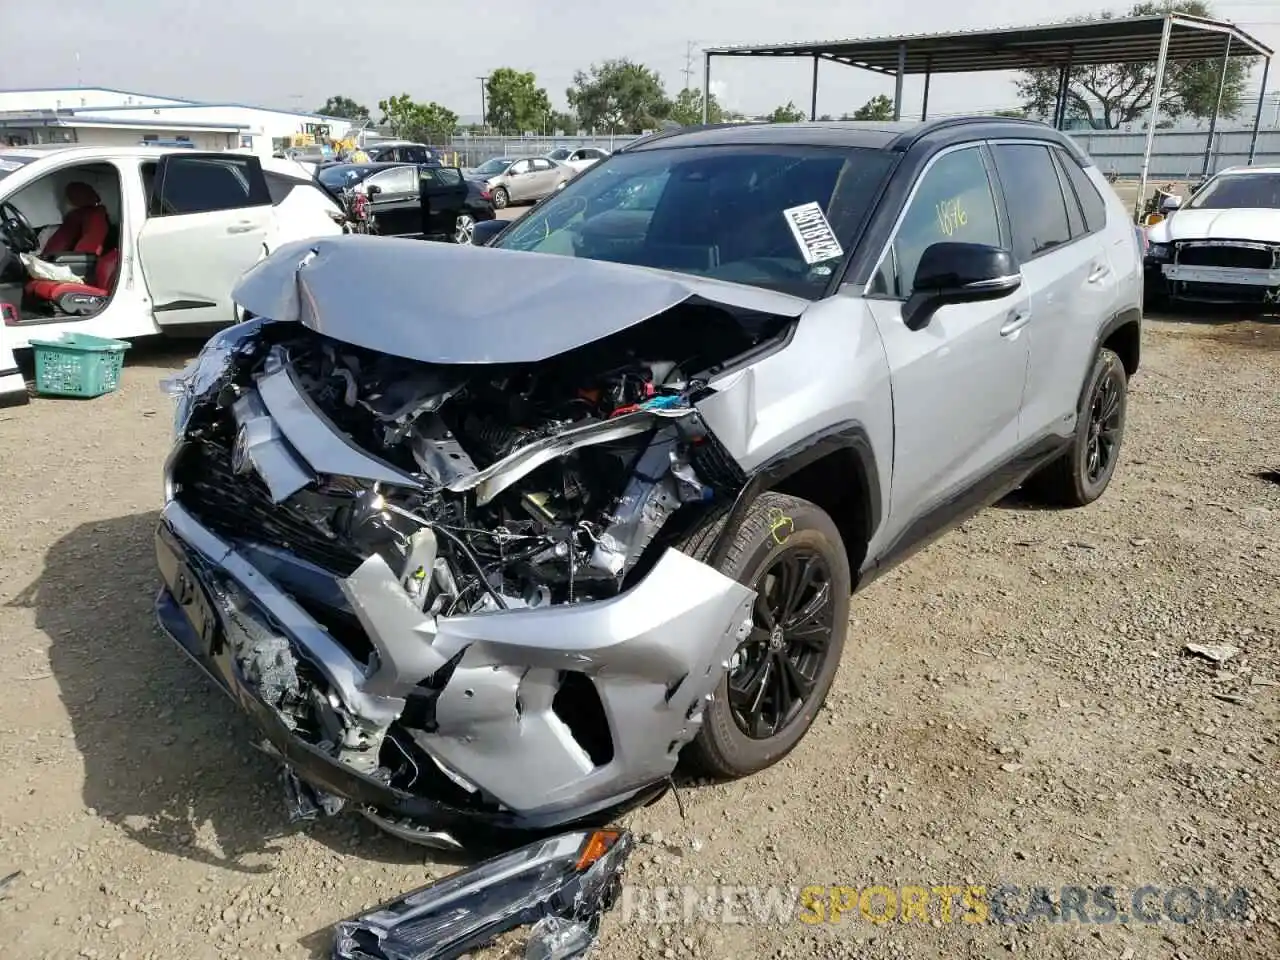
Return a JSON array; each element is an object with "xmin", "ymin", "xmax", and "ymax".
[
  {"xmin": 1000, "ymin": 308, "xmax": 1031, "ymax": 337},
  {"xmin": 1087, "ymin": 262, "xmax": 1111, "ymax": 283},
  {"xmin": 226, "ymin": 222, "xmax": 255, "ymax": 235}
]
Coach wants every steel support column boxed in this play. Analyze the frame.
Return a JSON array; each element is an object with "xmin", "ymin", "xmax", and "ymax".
[
  {"xmin": 1136, "ymin": 15, "xmax": 1173, "ymax": 225},
  {"xmin": 811, "ymin": 55, "xmax": 819, "ymax": 121},
  {"xmin": 702, "ymin": 52, "xmax": 711, "ymax": 124},
  {"xmin": 921, "ymin": 57, "xmax": 932, "ymax": 120},
  {"xmin": 893, "ymin": 42, "xmax": 906, "ymax": 121},
  {"xmin": 1247, "ymin": 56, "xmax": 1271, "ymax": 164},
  {"xmin": 1201, "ymin": 37, "xmax": 1232, "ymax": 178}
]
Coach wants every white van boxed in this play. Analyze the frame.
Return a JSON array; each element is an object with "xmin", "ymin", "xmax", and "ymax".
[{"xmin": 0, "ymin": 145, "xmax": 343, "ymax": 405}]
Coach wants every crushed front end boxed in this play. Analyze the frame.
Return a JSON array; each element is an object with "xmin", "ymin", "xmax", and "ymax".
[
  {"xmin": 154, "ymin": 280, "xmax": 777, "ymax": 849},
  {"xmin": 1147, "ymin": 238, "xmax": 1280, "ymax": 304}
]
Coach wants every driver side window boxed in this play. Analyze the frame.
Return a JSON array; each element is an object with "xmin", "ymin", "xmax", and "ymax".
[
  {"xmin": 875, "ymin": 146, "xmax": 1002, "ymax": 299},
  {"xmin": 510, "ymin": 160, "xmax": 531, "ymax": 175}
]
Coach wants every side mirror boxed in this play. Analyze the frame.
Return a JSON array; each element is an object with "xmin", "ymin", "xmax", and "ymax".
[
  {"xmin": 365, "ymin": 184, "xmax": 382, "ymax": 197},
  {"xmin": 1160, "ymin": 194, "xmax": 1182, "ymax": 212},
  {"xmin": 471, "ymin": 219, "xmax": 509, "ymax": 246},
  {"xmin": 902, "ymin": 242, "xmax": 1021, "ymax": 332}
]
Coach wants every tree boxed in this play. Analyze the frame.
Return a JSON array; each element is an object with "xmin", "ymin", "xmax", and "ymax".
[
  {"xmin": 567, "ymin": 59, "xmax": 672, "ymax": 133},
  {"xmin": 317, "ymin": 96, "xmax": 371, "ymax": 121},
  {"xmin": 766, "ymin": 101, "xmax": 806, "ymax": 123},
  {"xmin": 485, "ymin": 68, "xmax": 552, "ymax": 135},
  {"xmin": 851, "ymin": 94, "xmax": 894, "ymax": 121},
  {"xmin": 1015, "ymin": 1, "xmax": 1253, "ymax": 128},
  {"xmin": 669, "ymin": 87, "xmax": 724, "ymax": 125},
  {"xmin": 377, "ymin": 94, "xmax": 459, "ymax": 144},
  {"xmin": 548, "ymin": 111, "xmax": 579, "ymax": 135}
]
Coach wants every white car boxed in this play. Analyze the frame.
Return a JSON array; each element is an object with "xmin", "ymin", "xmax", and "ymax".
[
  {"xmin": 1143, "ymin": 164, "xmax": 1280, "ymax": 307},
  {"xmin": 544, "ymin": 146, "xmax": 610, "ymax": 175},
  {"xmin": 0, "ymin": 145, "xmax": 343, "ymax": 404}
]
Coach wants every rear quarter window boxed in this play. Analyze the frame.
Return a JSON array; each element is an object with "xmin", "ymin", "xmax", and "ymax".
[{"xmin": 1056, "ymin": 149, "xmax": 1108, "ymax": 234}]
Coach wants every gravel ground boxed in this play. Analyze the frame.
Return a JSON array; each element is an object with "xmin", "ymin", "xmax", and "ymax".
[{"xmin": 0, "ymin": 313, "xmax": 1276, "ymax": 960}]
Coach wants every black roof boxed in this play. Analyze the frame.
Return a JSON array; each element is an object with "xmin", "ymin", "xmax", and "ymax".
[
  {"xmin": 704, "ymin": 14, "xmax": 1271, "ymax": 75},
  {"xmin": 623, "ymin": 116, "xmax": 1086, "ymax": 158}
]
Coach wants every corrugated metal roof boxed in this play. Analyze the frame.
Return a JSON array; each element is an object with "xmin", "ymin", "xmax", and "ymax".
[{"xmin": 704, "ymin": 14, "xmax": 1272, "ymax": 74}]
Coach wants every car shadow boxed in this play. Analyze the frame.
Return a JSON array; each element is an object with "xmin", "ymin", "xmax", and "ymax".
[{"xmin": 10, "ymin": 510, "xmax": 468, "ymax": 875}]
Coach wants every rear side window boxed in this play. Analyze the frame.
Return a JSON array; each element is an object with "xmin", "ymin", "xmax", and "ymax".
[
  {"xmin": 990, "ymin": 143, "xmax": 1072, "ymax": 261},
  {"xmin": 263, "ymin": 171, "xmax": 308, "ymax": 204},
  {"xmin": 153, "ymin": 155, "xmax": 269, "ymax": 216},
  {"xmin": 1055, "ymin": 148, "xmax": 1108, "ymax": 233},
  {"xmin": 434, "ymin": 167, "xmax": 463, "ymax": 185}
]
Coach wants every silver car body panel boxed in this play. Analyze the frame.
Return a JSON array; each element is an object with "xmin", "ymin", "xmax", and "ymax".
[
  {"xmin": 230, "ymin": 235, "xmax": 808, "ymax": 366},
  {"xmin": 255, "ymin": 359, "xmax": 423, "ymax": 490}
]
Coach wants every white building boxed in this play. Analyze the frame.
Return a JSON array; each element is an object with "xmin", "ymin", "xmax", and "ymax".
[{"xmin": 0, "ymin": 87, "xmax": 360, "ymax": 157}]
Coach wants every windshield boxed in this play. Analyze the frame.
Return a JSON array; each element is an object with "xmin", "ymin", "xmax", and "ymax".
[
  {"xmin": 0, "ymin": 156, "xmax": 33, "ymax": 182},
  {"xmin": 318, "ymin": 164, "xmax": 378, "ymax": 188},
  {"xmin": 1188, "ymin": 173, "xmax": 1280, "ymax": 210},
  {"xmin": 547, "ymin": 149, "xmax": 571, "ymax": 161},
  {"xmin": 472, "ymin": 157, "xmax": 513, "ymax": 176},
  {"xmin": 492, "ymin": 144, "xmax": 896, "ymax": 299}
]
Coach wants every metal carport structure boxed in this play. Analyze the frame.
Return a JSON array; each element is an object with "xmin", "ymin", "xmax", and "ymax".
[{"xmin": 702, "ymin": 15, "xmax": 1273, "ymax": 221}]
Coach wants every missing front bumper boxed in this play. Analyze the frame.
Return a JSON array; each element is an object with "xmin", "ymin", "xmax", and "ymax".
[{"xmin": 153, "ymin": 501, "xmax": 753, "ymax": 847}]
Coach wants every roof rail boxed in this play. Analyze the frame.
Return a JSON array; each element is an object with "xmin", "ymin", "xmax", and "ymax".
[
  {"xmin": 886, "ymin": 114, "xmax": 1052, "ymax": 151},
  {"xmin": 616, "ymin": 121, "xmax": 750, "ymax": 152}
]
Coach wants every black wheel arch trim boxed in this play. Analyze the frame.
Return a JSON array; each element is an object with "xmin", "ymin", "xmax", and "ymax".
[
  {"xmin": 1077, "ymin": 307, "xmax": 1141, "ymax": 414},
  {"xmin": 705, "ymin": 420, "xmax": 882, "ymax": 570}
]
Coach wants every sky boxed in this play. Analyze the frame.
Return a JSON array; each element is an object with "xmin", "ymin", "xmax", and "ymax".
[{"xmin": 2, "ymin": 0, "xmax": 1279, "ymax": 122}]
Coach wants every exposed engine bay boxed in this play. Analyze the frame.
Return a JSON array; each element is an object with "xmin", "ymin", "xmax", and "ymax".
[
  {"xmin": 161, "ymin": 293, "xmax": 788, "ymax": 842},
  {"xmin": 174, "ymin": 303, "xmax": 767, "ymax": 609}
]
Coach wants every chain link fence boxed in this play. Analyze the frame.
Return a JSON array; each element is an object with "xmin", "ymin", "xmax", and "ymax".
[{"xmin": 439, "ymin": 125, "xmax": 1280, "ymax": 178}]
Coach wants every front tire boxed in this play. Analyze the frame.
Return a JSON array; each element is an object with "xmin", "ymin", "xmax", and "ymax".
[
  {"xmin": 491, "ymin": 186, "xmax": 509, "ymax": 210},
  {"xmin": 1024, "ymin": 347, "xmax": 1128, "ymax": 507},
  {"xmin": 679, "ymin": 492, "xmax": 851, "ymax": 780}
]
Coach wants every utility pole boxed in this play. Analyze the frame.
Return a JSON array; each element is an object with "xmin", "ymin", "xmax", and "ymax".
[
  {"xmin": 682, "ymin": 41, "xmax": 696, "ymax": 91},
  {"xmin": 477, "ymin": 76, "xmax": 489, "ymax": 132}
]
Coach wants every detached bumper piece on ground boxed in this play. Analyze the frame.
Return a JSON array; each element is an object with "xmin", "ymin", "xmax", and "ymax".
[{"xmin": 332, "ymin": 829, "xmax": 633, "ymax": 960}]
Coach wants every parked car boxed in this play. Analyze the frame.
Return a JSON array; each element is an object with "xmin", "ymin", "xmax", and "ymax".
[
  {"xmin": 154, "ymin": 117, "xmax": 1141, "ymax": 849},
  {"xmin": 545, "ymin": 146, "xmax": 611, "ymax": 174},
  {"xmin": 465, "ymin": 155, "xmax": 572, "ymax": 209},
  {"xmin": 365, "ymin": 141, "xmax": 438, "ymax": 165},
  {"xmin": 315, "ymin": 161, "xmax": 494, "ymax": 243},
  {"xmin": 1142, "ymin": 164, "xmax": 1280, "ymax": 308},
  {"xmin": 0, "ymin": 145, "xmax": 342, "ymax": 405}
]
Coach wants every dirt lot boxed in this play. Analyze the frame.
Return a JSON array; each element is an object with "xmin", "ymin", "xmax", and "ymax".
[{"xmin": 0, "ymin": 313, "xmax": 1276, "ymax": 960}]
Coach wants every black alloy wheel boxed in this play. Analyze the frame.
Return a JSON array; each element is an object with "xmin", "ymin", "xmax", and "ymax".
[
  {"xmin": 728, "ymin": 548, "xmax": 835, "ymax": 740},
  {"xmin": 1085, "ymin": 361, "xmax": 1124, "ymax": 486},
  {"xmin": 678, "ymin": 491, "xmax": 851, "ymax": 779},
  {"xmin": 1023, "ymin": 346, "xmax": 1129, "ymax": 508}
]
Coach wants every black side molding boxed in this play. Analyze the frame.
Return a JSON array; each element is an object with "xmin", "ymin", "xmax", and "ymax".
[{"xmin": 154, "ymin": 299, "xmax": 218, "ymax": 313}]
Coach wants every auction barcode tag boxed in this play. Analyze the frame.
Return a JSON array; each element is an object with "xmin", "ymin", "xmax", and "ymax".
[{"xmin": 782, "ymin": 202, "xmax": 844, "ymax": 265}]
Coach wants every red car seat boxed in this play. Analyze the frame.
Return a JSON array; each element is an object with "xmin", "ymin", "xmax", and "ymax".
[
  {"xmin": 26, "ymin": 248, "xmax": 120, "ymax": 305},
  {"xmin": 41, "ymin": 182, "xmax": 110, "ymax": 257}
]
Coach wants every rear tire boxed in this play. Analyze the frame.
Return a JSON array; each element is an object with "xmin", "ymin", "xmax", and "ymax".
[
  {"xmin": 1023, "ymin": 347, "xmax": 1128, "ymax": 508},
  {"xmin": 678, "ymin": 492, "xmax": 851, "ymax": 780}
]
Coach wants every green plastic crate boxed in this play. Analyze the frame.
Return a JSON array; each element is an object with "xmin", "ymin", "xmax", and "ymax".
[{"xmin": 29, "ymin": 332, "xmax": 131, "ymax": 399}]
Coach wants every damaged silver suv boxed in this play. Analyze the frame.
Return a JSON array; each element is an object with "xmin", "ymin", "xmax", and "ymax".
[{"xmin": 156, "ymin": 117, "xmax": 1143, "ymax": 850}]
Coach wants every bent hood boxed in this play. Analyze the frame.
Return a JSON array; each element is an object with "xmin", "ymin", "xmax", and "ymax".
[
  {"xmin": 1149, "ymin": 208, "xmax": 1280, "ymax": 244},
  {"xmin": 230, "ymin": 234, "xmax": 808, "ymax": 365}
]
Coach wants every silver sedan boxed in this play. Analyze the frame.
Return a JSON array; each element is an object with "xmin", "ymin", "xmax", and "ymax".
[{"xmin": 464, "ymin": 155, "xmax": 571, "ymax": 209}]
